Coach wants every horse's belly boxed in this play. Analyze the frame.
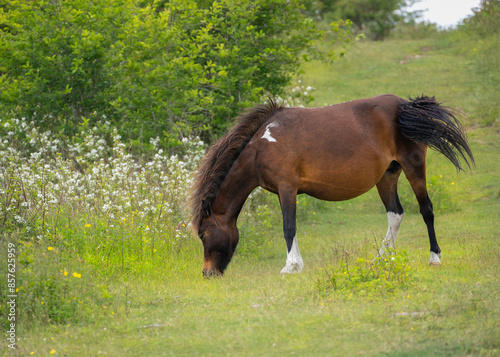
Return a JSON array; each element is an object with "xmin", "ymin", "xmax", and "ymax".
[
  {"xmin": 298, "ymin": 175, "xmax": 377, "ymax": 201},
  {"xmin": 297, "ymin": 155, "xmax": 388, "ymax": 201}
]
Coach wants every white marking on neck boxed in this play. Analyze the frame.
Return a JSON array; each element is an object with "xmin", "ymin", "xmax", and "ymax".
[
  {"xmin": 280, "ymin": 235, "xmax": 304, "ymax": 274},
  {"xmin": 261, "ymin": 122, "xmax": 278, "ymax": 143},
  {"xmin": 429, "ymin": 251, "xmax": 442, "ymax": 266},
  {"xmin": 378, "ymin": 212, "xmax": 404, "ymax": 256}
]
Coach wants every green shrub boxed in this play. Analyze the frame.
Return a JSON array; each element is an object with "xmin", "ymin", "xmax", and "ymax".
[
  {"xmin": 317, "ymin": 249, "xmax": 413, "ymax": 298},
  {"xmin": 0, "ymin": 0, "xmax": 353, "ymax": 148}
]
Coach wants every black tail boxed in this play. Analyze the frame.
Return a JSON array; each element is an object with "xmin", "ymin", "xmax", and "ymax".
[{"xmin": 397, "ymin": 95, "xmax": 475, "ymax": 172}]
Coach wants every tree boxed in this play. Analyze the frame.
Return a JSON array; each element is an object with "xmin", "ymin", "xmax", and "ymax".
[{"xmin": 302, "ymin": 0, "xmax": 418, "ymax": 40}]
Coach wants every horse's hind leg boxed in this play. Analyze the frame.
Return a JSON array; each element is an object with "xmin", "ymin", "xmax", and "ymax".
[
  {"xmin": 278, "ymin": 187, "xmax": 304, "ymax": 274},
  {"xmin": 400, "ymin": 148, "xmax": 442, "ymax": 265},
  {"xmin": 376, "ymin": 161, "xmax": 405, "ymax": 256}
]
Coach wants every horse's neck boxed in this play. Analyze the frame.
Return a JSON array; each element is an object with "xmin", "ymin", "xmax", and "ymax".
[{"xmin": 211, "ymin": 155, "xmax": 258, "ymax": 225}]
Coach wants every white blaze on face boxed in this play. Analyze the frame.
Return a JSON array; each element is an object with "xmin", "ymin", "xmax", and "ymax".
[
  {"xmin": 261, "ymin": 122, "xmax": 278, "ymax": 143},
  {"xmin": 280, "ymin": 235, "xmax": 304, "ymax": 274},
  {"xmin": 378, "ymin": 212, "xmax": 404, "ymax": 256}
]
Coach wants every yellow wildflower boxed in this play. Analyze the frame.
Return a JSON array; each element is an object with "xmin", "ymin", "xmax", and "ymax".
[{"xmin": 48, "ymin": 247, "xmax": 53, "ymax": 251}]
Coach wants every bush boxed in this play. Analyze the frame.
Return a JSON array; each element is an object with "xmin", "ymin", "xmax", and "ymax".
[
  {"xmin": 317, "ymin": 0, "xmax": 416, "ymax": 41},
  {"xmin": 0, "ymin": 0, "xmax": 353, "ymax": 148},
  {"xmin": 317, "ymin": 248, "xmax": 413, "ymax": 298},
  {"xmin": 0, "ymin": 0, "xmax": 126, "ymax": 133}
]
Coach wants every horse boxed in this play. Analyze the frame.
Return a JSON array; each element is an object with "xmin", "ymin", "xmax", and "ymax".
[{"xmin": 190, "ymin": 94, "xmax": 474, "ymax": 277}]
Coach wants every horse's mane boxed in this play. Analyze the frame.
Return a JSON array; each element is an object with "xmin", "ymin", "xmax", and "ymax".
[{"xmin": 191, "ymin": 99, "xmax": 285, "ymax": 230}]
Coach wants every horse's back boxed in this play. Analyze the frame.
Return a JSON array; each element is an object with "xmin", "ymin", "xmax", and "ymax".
[{"xmin": 248, "ymin": 94, "xmax": 405, "ymax": 200}]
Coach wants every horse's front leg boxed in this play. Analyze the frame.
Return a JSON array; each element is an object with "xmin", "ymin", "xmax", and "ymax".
[{"xmin": 278, "ymin": 187, "xmax": 304, "ymax": 274}]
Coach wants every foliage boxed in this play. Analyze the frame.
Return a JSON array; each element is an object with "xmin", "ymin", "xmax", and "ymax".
[
  {"xmin": 303, "ymin": 0, "xmax": 420, "ymax": 40},
  {"xmin": 0, "ymin": 0, "xmax": 127, "ymax": 134},
  {"xmin": 332, "ymin": 0, "xmax": 410, "ymax": 40},
  {"xmin": 317, "ymin": 248, "xmax": 413, "ymax": 297},
  {"xmin": 460, "ymin": 0, "xmax": 500, "ymax": 36},
  {"xmin": 0, "ymin": 0, "xmax": 353, "ymax": 149}
]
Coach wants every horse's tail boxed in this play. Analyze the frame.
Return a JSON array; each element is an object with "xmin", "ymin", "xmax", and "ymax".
[{"xmin": 397, "ymin": 95, "xmax": 475, "ymax": 171}]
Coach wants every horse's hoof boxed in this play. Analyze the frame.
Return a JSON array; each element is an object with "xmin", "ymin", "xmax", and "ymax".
[
  {"xmin": 429, "ymin": 251, "xmax": 441, "ymax": 266},
  {"xmin": 280, "ymin": 263, "xmax": 303, "ymax": 274}
]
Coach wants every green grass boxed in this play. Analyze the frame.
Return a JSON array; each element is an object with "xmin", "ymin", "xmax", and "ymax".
[
  {"xmin": 13, "ymin": 197, "xmax": 500, "ymax": 356},
  {"xmin": 3, "ymin": 32, "xmax": 500, "ymax": 356}
]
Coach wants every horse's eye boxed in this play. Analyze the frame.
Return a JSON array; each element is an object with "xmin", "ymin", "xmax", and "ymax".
[{"xmin": 198, "ymin": 233, "xmax": 204, "ymax": 240}]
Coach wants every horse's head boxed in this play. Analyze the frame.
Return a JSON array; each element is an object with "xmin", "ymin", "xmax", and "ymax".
[{"xmin": 198, "ymin": 216, "xmax": 239, "ymax": 277}]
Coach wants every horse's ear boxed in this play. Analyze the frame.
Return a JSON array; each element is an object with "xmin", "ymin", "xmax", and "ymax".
[{"xmin": 201, "ymin": 199, "xmax": 211, "ymax": 217}]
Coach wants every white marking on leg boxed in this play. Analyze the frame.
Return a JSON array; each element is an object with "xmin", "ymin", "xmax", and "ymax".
[
  {"xmin": 429, "ymin": 251, "xmax": 442, "ymax": 266},
  {"xmin": 378, "ymin": 212, "xmax": 404, "ymax": 256},
  {"xmin": 261, "ymin": 122, "xmax": 278, "ymax": 143},
  {"xmin": 280, "ymin": 235, "xmax": 304, "ymax": 274}
]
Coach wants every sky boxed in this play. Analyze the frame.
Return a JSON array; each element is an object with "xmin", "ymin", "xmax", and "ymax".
[{"xmin": 408, "ymin": 0, "xmax": 482, "ymax": 28}]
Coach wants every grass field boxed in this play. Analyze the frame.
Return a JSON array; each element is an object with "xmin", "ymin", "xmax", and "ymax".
[{"xmin": 2, "ymin": 32, "xmax": 500, "ymax": 356}]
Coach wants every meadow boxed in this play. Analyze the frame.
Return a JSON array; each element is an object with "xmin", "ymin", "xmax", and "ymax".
[{"xmin": 1, "ymin": 30, "xmax": 499, "ymax": 356}]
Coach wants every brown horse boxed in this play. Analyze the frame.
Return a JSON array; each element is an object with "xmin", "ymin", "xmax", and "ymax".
[{"xmin": 191, "ymin": 94, "xmax": 474, "ymax": 277}]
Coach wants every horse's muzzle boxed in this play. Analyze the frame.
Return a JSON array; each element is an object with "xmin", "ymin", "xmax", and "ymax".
[{"xmin": 202, "ymin": 269, "xmax": 222, "ymax": 278}]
